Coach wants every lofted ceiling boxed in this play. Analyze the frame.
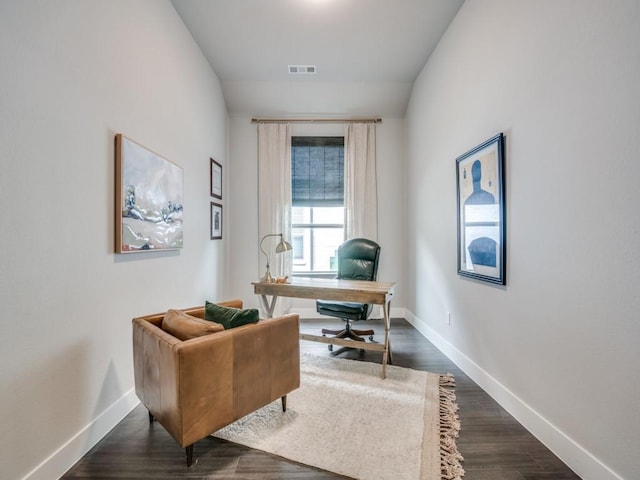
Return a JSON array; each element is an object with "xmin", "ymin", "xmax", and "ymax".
[{"xmin": 171, "ymin": 0, "xmax": 464, "ymax": 118}]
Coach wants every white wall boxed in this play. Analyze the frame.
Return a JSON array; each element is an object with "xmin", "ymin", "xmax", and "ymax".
[
  {"xmin": 227, "ymin": 116, "xmax": 406, "ymax": 316},
  {"xmin": 405, "ymin": 1, "xmax": 640, "ymax": 479},
  {"xmin": 0, "ymin": 2, "xmax": 228, "ymax": 479}
]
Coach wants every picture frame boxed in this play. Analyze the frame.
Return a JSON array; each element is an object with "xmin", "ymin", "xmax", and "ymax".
[
  {"xmin": 210, "ymin": 202, "xmax": 222, "ymax": 240},
  {"xmin": 210, "ymin": 158, "xmax": 222, "ymax": 199},
  {"xmin": 456, "ymin": 133, "xmax": 506, "ymax": 285},
  {"xmin": 115, "ymin": 134, "xmax": 183, "ymax": 253}
]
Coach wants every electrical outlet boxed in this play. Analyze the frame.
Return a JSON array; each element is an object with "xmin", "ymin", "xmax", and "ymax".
[{"xmin": 447, "ymin": 311, "xmax": 451, "ymax": 326}]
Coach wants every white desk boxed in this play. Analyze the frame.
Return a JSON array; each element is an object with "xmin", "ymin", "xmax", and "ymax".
[{"xmin": 252, "ymin": 277, "xmax": 396, "ymax": 378}]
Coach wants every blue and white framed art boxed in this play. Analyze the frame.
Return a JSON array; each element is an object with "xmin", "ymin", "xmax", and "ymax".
[{"xmin": 456, "ymin": 133, "xmax": 506, "ymax": 285}]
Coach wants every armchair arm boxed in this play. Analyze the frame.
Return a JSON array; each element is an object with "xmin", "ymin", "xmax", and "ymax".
[
  {"xmin": 232, "ymin": 313, "xmax": 300, "ymax": 418},
  {"xmin": 174, "ymin": 331, "xmax": 236, "ymax": 445}
]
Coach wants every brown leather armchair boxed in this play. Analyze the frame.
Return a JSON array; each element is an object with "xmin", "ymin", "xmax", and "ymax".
[{"xmin": 132, "ymin": 299, "xmax": 300, "ymax": 466}]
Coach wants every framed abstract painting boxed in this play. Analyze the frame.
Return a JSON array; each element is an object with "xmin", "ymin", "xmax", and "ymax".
[
  {"xmin": 115, "ymin": 134, "xmax": 184, "ymax": 253},
  {"xmin": 456, "ymin": 133, "xmax": 506, "ymax": 285}
]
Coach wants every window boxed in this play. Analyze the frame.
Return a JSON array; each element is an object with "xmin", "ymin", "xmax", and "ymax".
[{"xmin": 291, "ymin": 136, "xmax": 344, "ymax": 275}]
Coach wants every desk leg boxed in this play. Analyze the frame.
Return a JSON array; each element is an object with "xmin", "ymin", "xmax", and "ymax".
[
  {"xmin": 381, "ymin": 299, "xmax": 392, "ymax": 379},
  {"xmin": 259, "ymin": 295, "xmax": 278, "ymax": 318}
]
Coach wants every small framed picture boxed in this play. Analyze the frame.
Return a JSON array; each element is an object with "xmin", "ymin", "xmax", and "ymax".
[
  {"xmin": 210, "ymin": 158, "xmax": 222, "ymax": 199},
  {"xmin": 210, "ymin": 202, "xmax": 222, "ymax": 240},
  {"xmin": 456, "ymin": 133, "xmax": 506, "ymax": 285}
]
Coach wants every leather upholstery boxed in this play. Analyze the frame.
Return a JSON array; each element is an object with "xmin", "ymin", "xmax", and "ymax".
[
  {"xmin": 317, "ymin": 238, "xmax": 381, "ymax": 320},
  {"xmin": 315, "ymin": 300, "xmax": 367, "ymax": 316},
  {"xmin": 132, "ymin": 299, "xmax": 300, "ymax": 453}
]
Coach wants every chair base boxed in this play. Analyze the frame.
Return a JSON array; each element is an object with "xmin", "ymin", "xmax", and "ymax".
[
  {"xmin": 321, "ymin": 319, "xmax": 374, "ymax": 353},
  {"xmin": 321, "ymin": 327, "xmax": 375, "ymax": 339}
]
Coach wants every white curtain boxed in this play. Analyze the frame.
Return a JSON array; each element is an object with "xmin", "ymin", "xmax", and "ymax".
[
  {"xmin": 257, "ymin": 122, "xmax": 292, "ymax": 315},
  {"xmin": 344, "ymin": 122, "xmax": 378, "ymax": 241}
]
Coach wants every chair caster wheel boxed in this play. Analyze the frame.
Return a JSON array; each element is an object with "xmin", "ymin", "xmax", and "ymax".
[
  {"xmin": 369, "ymin": 335, "xmax": 374, "ymax": 341},
  {"xmin": 328, "ymin": 344, "xmax": 333, "ymax": 352}
]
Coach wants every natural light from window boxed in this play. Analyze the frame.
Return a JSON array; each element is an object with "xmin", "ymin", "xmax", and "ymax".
[{"xmin": 292, "ymin": 206, "xmax": 343, "ymax": 274}]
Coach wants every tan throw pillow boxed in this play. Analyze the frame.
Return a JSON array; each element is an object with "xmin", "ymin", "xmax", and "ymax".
[{"xmin": 162, "ymin": 309, "xmax": 224, "ymax": 340}]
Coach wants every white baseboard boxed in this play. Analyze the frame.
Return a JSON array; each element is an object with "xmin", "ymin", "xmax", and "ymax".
[
  {"xmin": 24, "ymin": 310, "xmax": 619, "ymax": 480},
  {"xmin": 22, "ymin": 306, "xmax": 397, "ymax": 480},
  {"xmin": 404, "ymin": 310, "xmax": 622, "ymax": 480},
  {"xmin": 23, "ymin": 388, "xmax": 139, "ymax": 480}
]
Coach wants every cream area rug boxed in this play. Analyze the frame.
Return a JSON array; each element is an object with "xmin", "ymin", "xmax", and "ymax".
[{"xmin": 214, "ymin": 353, "xmax": 464, "ymax": 480}]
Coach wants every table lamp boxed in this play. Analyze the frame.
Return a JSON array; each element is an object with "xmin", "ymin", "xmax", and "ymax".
[{"xmin": 259, "ymin": 233, "xmax": 292, "ymax": 283}]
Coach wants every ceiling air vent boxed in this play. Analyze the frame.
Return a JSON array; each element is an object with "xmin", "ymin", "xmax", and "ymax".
[{"xmin": 288, "ymin": 65, "xmax": 316, "ymax": 74}]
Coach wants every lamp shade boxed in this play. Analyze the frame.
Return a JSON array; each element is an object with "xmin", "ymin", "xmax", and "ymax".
[{"xmin": 275, "ymin": 237, "xmax": 292, "ymax": 253}]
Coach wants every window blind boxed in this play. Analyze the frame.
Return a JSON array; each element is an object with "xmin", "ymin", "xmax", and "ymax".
[{"xmin": 292, "ymin": 136, "xmax": 344, "ymax": 207}]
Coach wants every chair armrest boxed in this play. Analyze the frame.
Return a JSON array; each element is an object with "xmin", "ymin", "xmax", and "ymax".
[
  {"xmin": 173, "ymin": 330, "xmax": 236, "ymax": 442},
  {"xmin": 230, "ymin": 313, "xmax": 300, "ymax": 418},
  {"xmin": 264, "ymin": 314, "xmax": 301, "ymax": 398}
]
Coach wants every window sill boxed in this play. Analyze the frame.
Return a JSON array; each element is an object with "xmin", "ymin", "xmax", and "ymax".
[{"xmin": 292, "ymin": 272, "xmax": 337, "ymax": 280}]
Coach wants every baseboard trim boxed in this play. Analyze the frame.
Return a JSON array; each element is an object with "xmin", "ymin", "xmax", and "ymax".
[
  {"xmin": 23, "ymin": 388, "xmax": 139, "ymax": 480},
  {"xmin": 404, "ymin": 310, "xmax": 622, "ymax": 480},
  {"xmin": 24, "ymin": 310, "xmax": 620, "ymax": 480}
]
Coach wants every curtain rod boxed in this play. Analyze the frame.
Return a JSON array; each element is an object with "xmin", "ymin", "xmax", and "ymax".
[{"xmin": 251, "ymin": 117, "xmax": 382, "ymax": 124}]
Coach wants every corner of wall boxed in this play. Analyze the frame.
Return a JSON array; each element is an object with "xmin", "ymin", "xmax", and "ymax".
[{"xmin": 23, "ymin": 391, "xmax": 139, "ymax": 480}]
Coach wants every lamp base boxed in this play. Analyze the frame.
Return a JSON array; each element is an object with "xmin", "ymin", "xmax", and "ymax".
[{"xmin": 261, "ymin": 271, "xmax": 275, "ymax": 283}]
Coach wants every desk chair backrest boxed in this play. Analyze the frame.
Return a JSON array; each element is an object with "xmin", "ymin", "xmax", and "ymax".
[
  {"xmin": 331, "ymin": 238, "xmax": 381, "ymax": 321},
  {"xmin": 336, "ymin": 238, "xmax": 381, "ymax": 282},
  {"xmin": 316, "ymin": 238, "xmax": 382, "ymax": 349}
]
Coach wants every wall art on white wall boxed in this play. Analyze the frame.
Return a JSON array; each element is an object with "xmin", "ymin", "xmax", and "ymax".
[
  {"xmin": 210, "ymin": 157, "xmax": 222, "ymax": 199},
  {"xmin": 115, "ymin": 134, "xmax": 184, "ymax": 253},
  {"xmin": 210, "ymin": 201, "xmax": 222, "ymax": 240},
  {"xmin": 456, "ymin": 132, "xmax": 506, "ymax": 285}
]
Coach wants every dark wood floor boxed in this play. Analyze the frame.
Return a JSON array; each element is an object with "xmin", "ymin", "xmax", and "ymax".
[{"xmin": 62, "ymin": 318, "xmax": 581, "ymax": 479}]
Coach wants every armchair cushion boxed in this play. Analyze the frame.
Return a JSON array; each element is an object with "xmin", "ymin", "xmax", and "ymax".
[
  {"xmin": 162, "ymin": 309, "xmax": 224, "ymax": 340},
  {"xmin": 205, "ymin": 301, "xmax": 259, "ymax": 330}
]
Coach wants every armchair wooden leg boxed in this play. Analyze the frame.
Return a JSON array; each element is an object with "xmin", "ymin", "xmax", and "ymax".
[
  {"xmin": 185, "ymin": 444, "xmax": 194, "ymax": 467},
  {"xmin": 281, "ymin": 395, "xmax": 287, "ymax": 412}
]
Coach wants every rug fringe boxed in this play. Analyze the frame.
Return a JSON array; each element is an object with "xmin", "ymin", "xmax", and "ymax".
[{"xmin": 439, "ymin": 374, "xmax": 465, "ymax": 480}]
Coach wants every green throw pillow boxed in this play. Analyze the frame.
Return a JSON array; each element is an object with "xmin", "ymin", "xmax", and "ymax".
[{"xmin": 205, "ymin": 301, "xmax": 259, "ymax": 330}]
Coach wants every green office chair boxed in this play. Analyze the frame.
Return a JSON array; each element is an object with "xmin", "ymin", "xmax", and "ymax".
[{"xmin": 316, "ymin": 238, "xmax": 381, "ymax": 353}]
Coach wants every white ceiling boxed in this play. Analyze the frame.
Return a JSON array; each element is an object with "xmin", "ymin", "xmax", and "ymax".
[{"xmin": 171, "ymin": 0, "xmax": 464, "ymax": 118}]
